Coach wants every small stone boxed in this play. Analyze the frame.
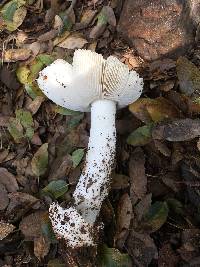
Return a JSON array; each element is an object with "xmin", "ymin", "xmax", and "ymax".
[{"xmin": 117, "ymin": 0, "xmax": 198, "ymax": 61}]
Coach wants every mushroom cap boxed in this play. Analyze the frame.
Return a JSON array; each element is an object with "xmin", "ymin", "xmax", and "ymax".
[{"xmin": 37, "ymin": 49, "xmax": 143, "ymax": 112}]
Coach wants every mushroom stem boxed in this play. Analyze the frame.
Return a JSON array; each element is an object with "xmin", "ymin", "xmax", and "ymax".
[{"xmin": 73, "ymin": 99, "xmax": 116, "ymax": 224}]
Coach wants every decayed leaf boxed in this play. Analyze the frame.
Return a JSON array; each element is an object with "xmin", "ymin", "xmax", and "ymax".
[
  {"xmin": 31, "ymin": 143, "xmax": 48, "ymax": 177},
  {"xmin": 3, "ymin": 48, "xmax": 31, "ymax": 62},
  {"xmin": 90, "ymin": 6, "xmax": 116, "ymax": 39},
  {"xmin": 0, "ymin": 167, "xmax": 19, "ymax": 192},
  {"xmin": 42, "ymin": 180, "xmax": 68, "ymax": 199},
  {"xmin": 34, "ymin": 235, "xmax": 50, "ymax": 260},
  {"xmin": 27, "ymin": 96, "xmax": 45, "ymax": 115},
  {"xmin": 127, "ymin": 231, "xmax": 157, "ymax": 266},
  {"xmin": 75, "ymin": 9, "xmax": 97, "ymax": 30},
  {"xmin": 8, "ymin": 109, "xmax": 34, "ymax": 142},
  {"xmin": 0, "ymin": 222, "xmax": 15, "ymax": 240},
  {"xmin": 19, "ymin": 211, "xmax": 46, "ymax": 240},
  {"xmin": 115, "ymin": 193, "xmax": 132, "ymax": 247},
  {"xmin": 98, "ymin": 244, "xmax": 132, "ymax": 267},
  {"xmin": 142, "ymin": 201, "xmax": 169, "ymax": 232},
  {"xmin": 6, "ymin": 192, "xmax": 39, "ymax": 221},
  {"xmin": 177, "ymin": 56, "xmax": 200, "ymax": 96},
  {"xmin": 129, "ymin": 148, "xmax": 147, "ymax": 205},
  {"xmin": 134, "ymin": 193, "xmax": 152, "ymax": 222},
  {"xmin": 48, "ymin": 259, "xmax": 65, "ymax": 267},
  {"xmin": 111, "ymin": 173, "xmax": 129, "ymax": 190},
  {"xmin": 152, "ymin": 118, "xmax": 200, "ymax": 141},
  {"xmin": 127, "ymin": 124, "xmax": 153, "ymax": 146},
  {"xmin": 0, "ymin": 0, "xmax": 26, "ymax": 31},
  {"xmin": 0, "ymin": 184, "xmax": 9, "ymax": 210},
  {"xmin": 71, "ymin": 148, "xmax": 84, "ymax": 168},
  {"xmin": 57, "ymin": 33, "xmax": 88, "ymax": 49},
  {"xmin": 129, "ymin": 97, "xmax": 180, "ymax": 123}
]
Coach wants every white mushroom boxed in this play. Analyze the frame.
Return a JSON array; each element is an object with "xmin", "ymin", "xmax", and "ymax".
[{"xmin": 37, "ymin": 49, "xmax": 143, "ymax": 247}]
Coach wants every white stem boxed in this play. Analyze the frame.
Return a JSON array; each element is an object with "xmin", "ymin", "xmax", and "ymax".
[{"xmin": 73, "ymin": 99, "xmax": 116, "ymax": 224}]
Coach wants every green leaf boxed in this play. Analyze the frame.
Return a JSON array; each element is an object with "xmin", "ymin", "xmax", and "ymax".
[
  {"xmin": 127, "ymin": 124, "xmax": 153, "ymax": 146},
  {"xmin": 16, "ymin": 66, "xmax": 31, "ymax": 84},
  {"xmin": 142, "ymin": 201, "xmax": 168, "ymax": 232},
  {"xmin": 16, "ymin": 109, "xmax": 33, "ymax": 128},
  {"xmin": 42, "ymin": 180, "xmax": 68, "ymax": 199},
  {"xmin": 8, "ymin": 117, "xmax": 24, "ymax": 143},
  {"xmin": 1, "ymin": 1, "xmax": 17, "ymax": 21},
  {"xmin": 41, "ymin": 215, "xmax": 57, "ymax": 243},
  {"xmin": 68, "ymin": 113, "xmax": 84, "ymax": 128},
  {"xmin": 54, "ymin": 105, "xmax": 82, "ymax": 116},
  {"xmin": 31, "ymin": 143, "xmax": 48, "ymax": 177},
  {"xmin": 8, "ymin": 109, "xmax": 34, "ymax": 142},
  {"xmin": 166, "ymin": 198, "xmax": 184, "ymax": 216},
  {"xmin": 1, "ymin": 0, "xmax": 26, "ymax": 31},
  {"xmin": 98, "ymin": 244, "xmax": 132, "ymax": 267},
  {"xmin": 37, "ymin": 54, "xmax": 54, "ymax": 65},
  {"xmin": 71, "ymin": 149, "xmax": 84, "ymax": 168}
]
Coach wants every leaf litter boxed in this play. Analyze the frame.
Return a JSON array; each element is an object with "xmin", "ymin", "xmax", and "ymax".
[{"xmin": 0, "ymin": 0, "xmax": 200, "ymax": 266}]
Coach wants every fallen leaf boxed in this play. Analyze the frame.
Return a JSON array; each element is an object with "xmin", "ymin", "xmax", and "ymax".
[
  {"xmin": 127, "ymin": 124, "xmax": 153, "ymax": 146},
  {"xmin": 98, "ymin": 244, "xmax": 132, "ymax": 267},
  {"xmin": 111, "ymin": 173, "xmax": 129, "ymax": 190},
  {"xmin": 134, "ymin": 193, "xmax": 152, "ymax": 222},
  {"xmin": 27, "ymin": 96, "xmax": 45, "ymax": 115},
  {"xmin": 0, "ymin": 184, "xmax": 9, "ymax": 210},
  {"xmin": 127, "ymin": 231, "xmax": 157, "ymax": 266},
  {"xmin": 0, "ymin": 0, "xmax": 26, "ymax": 31},
  {"xmin": 153, "ymin": 140, "xmax": 171, "ymax": 157},
  {"xmin": 0, "ymin": 167, "xmax": 19, "ymax": 192},
  {"xmin": 19, "ymin": 211, "xmax": 46, "ymax": 240},
  {"xmin": 90, "ymin": 6, "xmax": 116, "ymax": 39},
  {"xmin": 54, "ymin": 105, "xmax": 82, "ymax": 116},
  {"xmin": 0, "ymin": 66, "xmax": 20, "ymax": 90},
  {"xmin": 0, "ymin": 222, "xmax": 15, "ymax": 240},
  {"xmin": 152, "ymin": 119, "xmax": 200, "ymax": 141},
  {"xmin": 31, "ymin": 143, "xmax": 48, "ymax": 177},
  {"xmin": 158, "ymin": 243, "xmax": 179, "ymax": 267},
  {"xmin": 57, "ymin": 33, "xmax": 88, "ymax": 49},
  {"xmin": 42, "ymin": 180, "xmax": 68, "ymax": 199},
  {"xmin": 75, "ymin": 9, "xmax": 97, "ymax": 30},
  {"xmin": 142, "ymin": 201, "xmax": 169, "ymax": 232},
  {"xmin": 177, "ymin": 56, "xmax": 200, "ymax": 96},
  {"xmin": 48, "ymin": 259, "xmax": 65, "ymax": 267},
  {"xmin": 6, "ymin": 192, "xmax": 39, "ymax": 221},
  {"xmin": 48, "ymin": 154, "xmax": 72, "ymax": 181},
  {"xmin": 34, "ymin": 235, "xmax": 50, "ymax": 260},
  {"xmin": 3, "ymin": 48, "xmax": 31, "ymax": 62},
  {"xmin": 129, "ymin": 148, "xmax": 147, "ymax": 205},
  {"xmin": 115, "ymin": 193, "xmax": 132, "ymax": 248},
  {"xmin": 129, "ymin": 97, "xmax": 180, "ymax": 123},
  {"xmin": 71, "ymin": 148, "xmax": 84, "ymax": 168}
]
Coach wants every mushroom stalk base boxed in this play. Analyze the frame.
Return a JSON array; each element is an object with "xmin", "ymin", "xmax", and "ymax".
[{"xmin": 73, "ymin": 99, "xmax": 116, "ymax": 224}]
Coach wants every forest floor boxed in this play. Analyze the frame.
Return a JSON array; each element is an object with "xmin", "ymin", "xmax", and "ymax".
[{"xmin": 1, "ymin": 0, "xmax": 200, "ymax": 266}]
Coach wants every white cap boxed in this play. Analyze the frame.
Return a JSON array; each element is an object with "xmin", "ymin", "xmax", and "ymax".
[{"xmin": 37, "ymin": 49, "xmax": 143, "ymax": 112}]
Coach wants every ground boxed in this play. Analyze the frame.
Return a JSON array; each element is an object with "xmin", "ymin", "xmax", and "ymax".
[{"xmin": 1, "ymin": 0, "xmax": 200, "ymax": 266}]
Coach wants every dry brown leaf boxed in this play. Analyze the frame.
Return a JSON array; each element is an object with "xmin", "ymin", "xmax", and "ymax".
[
  {"xmin": 0, "ymin": 222, "xmax": 15, "ymax": 240},
  {"xmin": 19, "ymin": 211, "xmax": 46, "ymax": 240},
  {"xmin": 0, "ymin": 184, "xmax": 9, "ymax": 210},
  {"xmin": 152, "ymin": 119, "xmax": 200, "ymax": 141},
  {"xmin": 34, "ymin": 235, "xmax": 50, "ymax": 259},
  {"xmin": 0, "ymin": 168, "xmax": 19, "ymax": 192},
  {"xmin": 154, "ymin": 140, "xmax": 171, "ymax": 157},
  {"xmin": 129, "ymin": 148, "xmax": 147, "ymax": 205},
  {"xmin": 57, "ymin": 33, "xmax": 88, "ymax": 49},
  {"xmin": 6, "ymin": 192, "xmax": 40, "ymax": 221},
  {"xmin": 111, "ymin": 173, "xmax": 129, "ymax": 190},
  {"xmin": 134, "ymin": 193, "xmax": 152, "ymax": 222},
  {"xmin": 3, "ymin": 49, "xmax": 32, "ymax": 62},
  {"xmin": 115, "ymin": 193, "xmax": 132, "ymax": 248},
  {"xmin": 127, "ymin": 231, "xmax": 157, "ymax": 266},
  {"xmin": 27, "ymin": 96, "xmax": 45, "ymax": 115}
]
